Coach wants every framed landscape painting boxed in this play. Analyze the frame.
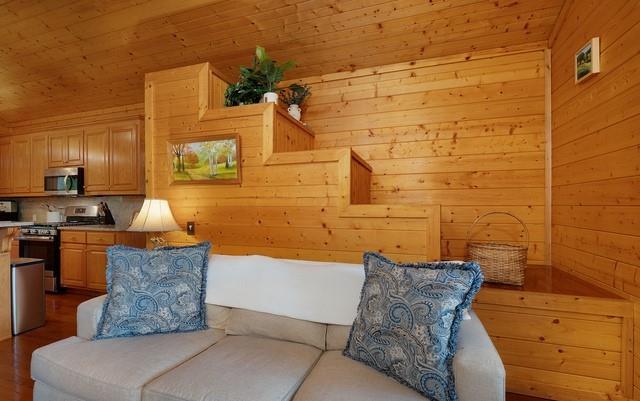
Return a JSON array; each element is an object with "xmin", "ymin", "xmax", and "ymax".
[
  {"xmin": 169, "ymin": 134, "xmax": 241, "ymax": 184},
  {"xmin": 575, "ymin": 37, "xmax": 600, "ymax": 83}
]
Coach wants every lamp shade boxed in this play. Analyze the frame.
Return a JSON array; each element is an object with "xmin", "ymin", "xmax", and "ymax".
[{"xmin": 127, "ymin": 199, "xmax": 181, "ymax": 233}]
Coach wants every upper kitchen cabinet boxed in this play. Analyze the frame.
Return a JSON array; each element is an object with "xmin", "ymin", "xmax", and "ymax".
[
  {"xmin": 48, "ymin": 129, "xmax": 84, "ymax": 167},
  {"xmin": 0, "ymin": 117, "xmax": 143, "ymax": 197},
  {"xmin": 30, "ymin": 134, "xmax": 48, "ymax": 193},
  {"xmin": 0, "ymin": 133, "xmax": 48, "ymax": 196},
  {"xmin": 84, "ymin": 120, "xmax": 143, "ymax": 195},
  {"xmin": 0, "ymin": 138, "xmax": 12, "ymax": 194},
  {"xmin": 11, "ymin": 136, "xmax": 31, "ymax": 193}
]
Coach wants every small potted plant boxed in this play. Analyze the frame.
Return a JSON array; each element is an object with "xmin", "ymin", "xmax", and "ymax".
[
  {"xmin": 280, "ymin": 83, "xmax": 311, "ymax": 121},
  {"xmin": 255, "ymin": 46, "xmax": 294, "ymax": 104},
  {"xmin": 225, "ymin": 46, "xmax": 295, "ymax": 106}
]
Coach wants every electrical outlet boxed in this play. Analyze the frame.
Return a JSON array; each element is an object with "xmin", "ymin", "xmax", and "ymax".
[{"xmin": 186, "ymin": 221, "xmax": 196, "ymax": 235}]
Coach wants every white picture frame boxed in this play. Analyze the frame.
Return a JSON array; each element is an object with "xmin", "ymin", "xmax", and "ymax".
[{"xmin": 575, "ymin": 37, "xmax": 600, "ymax": 83}]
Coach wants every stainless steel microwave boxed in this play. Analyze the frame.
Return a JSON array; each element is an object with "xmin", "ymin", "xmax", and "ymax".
[{"xmin": 44, "ymin": 167, "xmax": 84, "ymax": 196}]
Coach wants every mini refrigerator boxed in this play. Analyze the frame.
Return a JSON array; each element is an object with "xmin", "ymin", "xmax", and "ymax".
[{"xmin": 11, "ymin": 258, "xmax": 46, "ymax": 335}]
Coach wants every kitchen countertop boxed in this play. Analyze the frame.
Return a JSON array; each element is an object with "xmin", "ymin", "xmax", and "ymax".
[
  {"xmin": 0, "ymin": 221, "xmax": 33, "ymax": 228},
  {"xmin": 58, "ymin": 225, "xmax": 131, "ymax": 232}
]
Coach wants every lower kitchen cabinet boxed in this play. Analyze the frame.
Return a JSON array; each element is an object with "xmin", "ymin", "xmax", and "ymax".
[
  {"xmin": 60, "ymin": 230, "xmax": 146, "ymax": 292},
  {"xmin": 85, "ymin": 245, "xmax": 108, "ymax": 290},
  {"xmin": 60, "ymin": 243, "xmax": 86, "ymax": 288}
]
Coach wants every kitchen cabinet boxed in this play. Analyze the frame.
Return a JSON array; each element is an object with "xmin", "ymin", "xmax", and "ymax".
[
  {"xmin": 30, "ymin": 134, "xmax": 48, "ymax": 193},
  {"xmin": 0, "ymin": 116, "xmax": 143, "ymax": 197},
  {"xmin": 11, "ymin": 136, "xmax": 31, "ymax": 193},
  {"xmin": 84, "ymin": 120, "xmax": 142, "ymax": 195},
  {"xmin": 0, "ymin": 138, "xmax": 12, "ymax": 194},
  {"xmin": 11, "ymin": 240, "xmax": 19, "ymax": 259},
  {"xmin": 84, "ymin": 126, "xmax": 109, "ymax": 192},
  {"xmin": 48, "ymin": 129, "xmax": 84, "ymax": 167},
  {"xmin": 60, "ymin": 229, "xmax": 146, "ymax": 292},
  {"xmin": 109, "ymin": 123, "xmax": 140, "ymax": 192},
  {"xmin": 85, "ymin": 245, "xmax": 108, "ymax": 290},
  {"xmin": 60, "ymin": 243, "xmax": 86, "ymax": 288}
]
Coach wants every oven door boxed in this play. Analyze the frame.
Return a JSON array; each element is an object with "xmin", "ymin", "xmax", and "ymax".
[
  {"xmin": 18, "ymin": 236, "xmax": 60, "ymax": 293},
  {"xmin": 44, "ymin": 167, "xmax": 84, "ymax": 195}
]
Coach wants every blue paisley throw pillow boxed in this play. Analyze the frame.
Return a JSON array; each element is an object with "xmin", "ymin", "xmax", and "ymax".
[
  {"xmin": 344, "ymin": 253, "xmax": 483, "ymax": 401},
  {"xmin": 94, "ymin": 242, "xmax": 211, "ymax": 340}
]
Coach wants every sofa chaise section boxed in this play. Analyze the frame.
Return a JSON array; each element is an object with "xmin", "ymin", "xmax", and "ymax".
[{"xmin": 31, "ymin": 328, "xmax": 225, "ymax": 401}]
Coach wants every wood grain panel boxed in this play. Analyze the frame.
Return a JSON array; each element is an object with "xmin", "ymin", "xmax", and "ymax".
[
  {"xmin": 550, "ymin": 0, "xmax": 640, "ymax": 299},
  {"xmin": 0, "ymin": 0, "xmax": 562, "ymax": 123},
  {"xmin": 292, "ymin": 49, "xmax": 547, "ymax": 261},
  {"xmin": 146, "ymin": 62, "xmax": 441, "ymax": 264},
  {"xmin": 550, "ymin": 2, "xmax": 640, "ymax": 400},
  {"xmin": 475, "ymin": 287, "xmax": 634, "ymax": 401}
]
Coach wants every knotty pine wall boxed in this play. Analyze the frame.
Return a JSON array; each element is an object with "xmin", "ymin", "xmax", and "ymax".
[
  {"xmin": 146, "ymin": 64, "xmax": 439, "ymax": 263},
  {"xmin": 297, "ymin": 49, "xmax": 547, "ymax": 263},
  {"xmin": 550, "ymin": 0, "xmax": 640, "ymax": 299}
]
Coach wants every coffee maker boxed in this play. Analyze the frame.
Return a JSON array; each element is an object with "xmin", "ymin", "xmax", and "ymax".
[{"xmin": 0, "ymin": 200, "xmax": 18, "ymax": 221}]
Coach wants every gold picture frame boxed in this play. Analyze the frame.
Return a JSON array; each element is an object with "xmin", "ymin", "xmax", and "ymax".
[{"xmin": 168, "ymin": 133, "xmax": 241, "ymax": 185}]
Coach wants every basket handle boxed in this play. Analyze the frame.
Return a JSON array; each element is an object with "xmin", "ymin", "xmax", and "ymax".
[{"xmin": 466, "ymin": 211, "xmax": 530, "ymax": 245}]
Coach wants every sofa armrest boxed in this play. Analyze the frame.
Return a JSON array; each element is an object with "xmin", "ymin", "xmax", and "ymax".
[
  {"xmin": 76, "ymin": 295, "xmax": 107, "ymax": 340},
  {"xmin": 454, "ymin": 310, "xmax": 506, "ymax": 401}
]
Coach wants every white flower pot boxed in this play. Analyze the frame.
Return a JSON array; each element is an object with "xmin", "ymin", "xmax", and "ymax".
[
  {"xmin": 287, "ymin": 104, "xmax": 301, "ymax": 121},
  {"xmin": 262, "ymin": 92, "xmax": 278, "ymax": 104}
]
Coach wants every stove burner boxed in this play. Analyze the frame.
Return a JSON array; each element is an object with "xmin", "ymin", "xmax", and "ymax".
[{"xmin": 20, "ymin": 221, "xmax": 100, "ymax": 237}]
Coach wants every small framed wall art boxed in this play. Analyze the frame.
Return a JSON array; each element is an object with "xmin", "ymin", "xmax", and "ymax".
[
  {"xmin": 169, "ymin": 133, "xmax": 241, "ymax": 185},
  {"xmin": 575, "ymin": 37, "xmax": 600, "ymax": 83}
]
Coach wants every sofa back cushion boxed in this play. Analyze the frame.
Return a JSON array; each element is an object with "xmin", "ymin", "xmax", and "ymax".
[
  {"xmin": 326, "ymin": 324, "xmax": 351, "ymax": 351},
  {"xmin": 206, "ymin": 254, "xmax": 364, "ymax": 325},
  {"xmin": 207, "ymin": 304, "xmax": 231, "ymax": 330},
  {"xmin": 226, "ymin": 308, "xmax": 327, "ymax": 350}
]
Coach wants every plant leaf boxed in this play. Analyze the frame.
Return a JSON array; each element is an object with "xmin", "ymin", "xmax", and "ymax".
[{"xmin": 255, "ymin": 46, "xmax": 266, "ymax": 62}]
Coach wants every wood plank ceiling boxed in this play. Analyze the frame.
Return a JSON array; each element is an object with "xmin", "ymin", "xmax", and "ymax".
[{"xmin": 0, "ymin": 0, "xmax": 564, "ymax": 123}]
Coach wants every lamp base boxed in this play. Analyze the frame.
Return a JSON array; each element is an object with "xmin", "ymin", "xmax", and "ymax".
[{"xmin": 149, "ymin": 236, "xmax": 168, "ymax": 248}]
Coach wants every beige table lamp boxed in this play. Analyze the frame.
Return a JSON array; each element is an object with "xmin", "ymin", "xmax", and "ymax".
[{"xmin": 128, "ymin": 199, "xmax": 181, "ymax": 247}]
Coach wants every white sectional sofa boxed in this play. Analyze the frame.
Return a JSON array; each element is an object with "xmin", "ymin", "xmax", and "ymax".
[{"xmin": 31, "ymin": 254, "xmax": 505, "ymax": 401}]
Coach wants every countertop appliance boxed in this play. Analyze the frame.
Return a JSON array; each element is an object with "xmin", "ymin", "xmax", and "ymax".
[
  {"xmin": 11, "ymin": 258, "xmax": 45, "ymax": 335},
  {"xmin": 0, "ymin": 200, "xmax": 18, "ymax": 221},
  {"xmin": 17, "ymin": 205, "xmax": 102, "ymax": 293},
  {"xmin": 44, "ymin": 167, "xmax": 84, "ymax": 196}
]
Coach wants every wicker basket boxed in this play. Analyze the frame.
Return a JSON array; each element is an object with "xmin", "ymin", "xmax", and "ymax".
[{"xmin": 466, "ymin": 211, "xmax": 529, "ymax": 286}]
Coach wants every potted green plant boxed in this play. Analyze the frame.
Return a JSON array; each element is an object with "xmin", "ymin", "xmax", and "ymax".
[
  {"xmin": 224, "ymin": 46, "xmax": 295, "ymax": 106},
  {"xmin": 280, "ymin": 83, "xmax": 311, "ymax": 121},
  {"xmin": 255, "ymin": 46, "xmax": 295, "ymax": 104}
]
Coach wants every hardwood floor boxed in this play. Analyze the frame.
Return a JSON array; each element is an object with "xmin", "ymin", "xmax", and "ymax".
[
  {"xmin": 0, "ymin": 293, "xmax": 91, "ymax": 401},
  {"xmin": 0, "ymin": 293, "xmax": 549, "ymax": 401}
]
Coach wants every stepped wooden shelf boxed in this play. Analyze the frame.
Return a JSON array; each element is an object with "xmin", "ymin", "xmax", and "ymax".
[{"xmin": 193, "ymin": 62, "xmax": 441, "ymax": 260}]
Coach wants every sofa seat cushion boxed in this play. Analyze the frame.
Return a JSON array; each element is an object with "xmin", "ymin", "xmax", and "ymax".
[
  {"xmin": 143, "ymin": 335, "xmax": 322, "ymax": 401},
  {"xmin": 293, "ymin": 351, "xmax": 426, "ymax": 401},
  {"xmin": 31, "ymin": 329, "xmax": 225, "ymax": 401}
]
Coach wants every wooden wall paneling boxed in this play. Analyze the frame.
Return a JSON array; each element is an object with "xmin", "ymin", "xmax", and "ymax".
[
  {"xmin": 549, "ymin": 1, "xmax": 640, "ymax": 399},
  {"xmin": 146, "ymin": 62, "xmax": 442, "ymax": 264},
  {"xmin": 291, "ymin": 49, "xmax": 547, "ymax": 262},
  {"xmin": 350, "ymin": 151, "xmax": 372, "ymax": 205},
  {"xmin": 475, "ymin": 287, "xmax": 635, "ymax": 401},
  {"xmin": 273, "ymin": 108, "xmax": 315, "ymax": 154},
  {"xmin": 0, "ymin": 1, "xmax": 562, "ymax": 123}
]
